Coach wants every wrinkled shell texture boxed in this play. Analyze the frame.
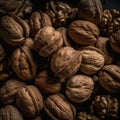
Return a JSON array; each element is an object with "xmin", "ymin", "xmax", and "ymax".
[
  {"xmin": 98, "ymin": 65, "xmax": 120, "ymax": 93},
  {"xmin": 34, "ymin": 26, "xmax": 63, "ymax": 57},
  {"xmin": 16, "ymin": 85, "xmax": 43, "ymax": 118},
  {"xmin": 0, "ymin": 43, "xmax": 5, "ymax": 62},
  {"xmin": 51, "ymin": 47, "xmax": 82, "ymax": 78},
  {"xmin": 79, "ymin": 47, "xmax": 105, "ymax": 75},
  {"xmin": 44, "ymin": 94, "xmax": 76, "ymax": 120},
  {"xmin": 68, "ymin": 20, "xmax": 99, "ymax": 45},
  {"xmin": 11, "ymin": 47, "xmax": 37, "ymax": 81},
  {"xmin": 66, "ymin": 75, "xmax": 94, "ymax": 103}
]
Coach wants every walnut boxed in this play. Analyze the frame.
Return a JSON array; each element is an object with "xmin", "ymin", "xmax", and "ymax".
[
  {"xmin": 44, "ymin": 93, "xmax": 76, "ymax": 120},
  {"xmin": 34, "ymin": 26, "xmax": 63, "ymax": 57},
  {"xmin": 79, "ymin": 46, "xmax": 105, "ymax": 75},
  {"xmin": 30, "ymin": 11, "xmax": 52, "ymax": 36},
  {"xmin": 32, "ymin": 116, "xmax": 43, "ymax": 120},
  {"xmin": 35, "ymin": 70, "xmax": 62, "ymax": 94},
  {"xmin": 78, "ymin": 0, "xmax": 103, "ymax": 25},
  {"xmin": 51, "ymin": 47, "xmax": 82, "ymax": 79},
  {"xmin": 0, "ymin": 79, "xmax": 26, "ymax": 105},
  {"xmin": 16, "ymin": 85, "xmax": 43, "ymax": 118},
  {"xmin": 0, "ymin": 14, "xmax": 30, "ymax": 46},
  {"xmin": 0, "ymin": 105, "xmax": 24, "ymax": 120},
  {"xmin": 65, "ymin": 75, "xmax": 94, "ymax": 103},
  {"xmin": 11, "ymin": 46, "xmax": 37, "ymax": 81},
  {"xmin": 68, "ymin": 20, "xmax": 99, "ymax": 46},
  {"xmin": 0, "ymin": 43, "xmax": 5, "ymax": 62},
  {"xmin": 98, "ymin": 64, "xmax": 120, "ymax": 93}
]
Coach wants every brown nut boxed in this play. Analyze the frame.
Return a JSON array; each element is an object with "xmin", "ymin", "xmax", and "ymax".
[
  {"xmin": 0, "ymin": 105, "xmax": 24, "ymax": 120},
  {"xmin": 51, "ymin": 46, "xmax": 82, "ymax": 79},
  {"xmin": 0, "ymin": 79, "xmax": 25, "ymax": 105},
  {"xmin": 16, "ymin": 85, "xmax": 43, "ymax": 118},
  {"xmin": 78, "ymin": 0, "xmax": 103, "ymax": 25},
  {"xmin": 0, "ymin": 14, "xmax": 30, "ymax": 46},
  {"xmin": 44, "ymin": 93, "xmax": 76, "ymax": 120},
  {"xmin": 32, "ymin": 116, "xmax": 43, "ymax": 120},
  {"xmin": 65, "ymin": 75, "xmax": 94, "ymax": 103},
  {"xmin": 79, "ymin": 46, "xmax": 105, "ymax": 75},
  {"xmin": 11, "ymin": 46, "xmax": 37, "ymax": 81},
  {"xmin": 0, "ymin": 43, "xmax": 5, "ymax": 62},
  {"xmin": 68, "ymin": 20, "xmax": 99, "ymax": 46},
  {"xmin": 34, "ymin": 26, "xmax": 63, "ymax": 57},
  {"xmin": 95, "ymin": 37, "xmax": 114, "ymax": 65},
  {"xmin": 98, "ymin": 65, "xmax": 120, "ymax": 93},
  {"xmin": 30, "ymin": 11, "xmax": 52, "ymax": 36}
]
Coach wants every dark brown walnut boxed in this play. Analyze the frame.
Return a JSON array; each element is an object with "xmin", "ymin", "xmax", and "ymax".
[
  {"xmin": 79, "ymin": 46, "xmax": 105, "ymax": 75},
  {"xmin": 57, "ymin": 27, "xmax": 72, "ymax": 47},
  {"xmin": 44, "ymin": 93, "xmax": 76, "ymax": 120},
  {"xmin": 65, "ymin": 75, "xmax": 94, "ymax": 103},
  {"xmin": 30, "ymin": 11, "xmax": 52, "ymax": 36},
  {"xmin": 34, "ymin": 26, "xmax": 63, "ymax": 57},
  {"xmin": 95, "ymin": 37, "xmax": 114, "ymax": 65},
  {"xmin": 68, "ymin": 20, "xmax": 99, "ymax": 46},
  {"xmin": 0, "ymin": 14, "xmax": 30, "ymax": 46},
  {"xmin": 16, "ymin": 85, "xmax": 43, "ymax": 118},
  {"xmin": 76, "ymin": 112, "xmax": 99, "ymax": 120},
  {"xmin": 51, "ymin": 47, "xmax": 82, "ymax": 79},
  {"xmin": 35, "ymin": 70, "xmax": 62, "ymax": 94},
  {"xmin": 91, "ymin": 95, "xmax": 119, "ymax": 119},
  {"xmin": 98, "ymin": 65, "xmax": 120, "ymax": 93},
  {"xmin": 0, "ymin": 79, "xmax": 25, "ymax": 105},
  {"xmin": 32, "ymin": 116, "xmax": 43, "ymax": 120},
  {"xmin": 78, "ymin": 0, "xmax": 103, "ymax": 25},
  {"xmin": 109, "ymin": 29, "xmax": 120, "ymax": 53},
  {"xmin": 11, "ymin": 46, "xmax": 37, "ymax": 81},
  {"xmin": 0, "ymin": 105, "xmax": 24, "ymax": 120},
  {"xmin": 0, "ymin": 43, "xmax": 5, "ymax": 62}
]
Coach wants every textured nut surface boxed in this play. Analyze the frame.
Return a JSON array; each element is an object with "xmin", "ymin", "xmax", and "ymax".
[
  {"xmin": 51, "ymin": 47, "xmax": 82, "ymax": 78},
  {"xmin": 0, "ymin": 43, "xmax": 5, "ymax": 62},
  {"xmin": 16, "ymin": 85, "xmax": 43, "ymax": 118},
  {"xmin": 68, "ymin": 20, "xmax": 99, "ymax": 45},
  {"xmin": 11, "ymin": 46, "xmax": 37, "ymax": 81},
  {"xmin": 44, "ymin": 93, "xmax": 76, "ymax": 120},
  {"xmin": 0, "ymin": 105, "xmax": 23, "ymax": 120},
  {"xmin": 34, "ymin": 26, "xmax": 63, "ymax": 57},
  {"xmin": 98, "ymin": 65, "xmax": 120, "ymax": 93},
  {"xmin": 79, "ymin": 46, "xmax": 105, "ymax": 75},
  {"xmin": 66, "ymin": 75, "xmax": 94, "ymax": 103}
]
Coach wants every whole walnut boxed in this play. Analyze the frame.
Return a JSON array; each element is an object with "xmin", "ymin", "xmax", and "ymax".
[
  {"xmin": 98, "ymin": 65, "xmax": 120, "ymax": 93},
  {"xmin": 11, "ymin": 46, "xmax": 37, "ymax": 81},
  {"xmin": 0, "ymin": 79, "xmax": 25, "ymax": 105},
  {"xmin": 0, "ymin": 43, "xmax": 5, "ymax": 62},
  {"xmin": 16, "ymin": 85, "xmax": 43, "ymax": 118},
  {"xmin": 78, "ymin": 0, "xmax": 103, "ymax": 25},
  {"xmin": 79, "ymin": 46, "xmax": 105, "ymax": 75},
  {"xmin": 0, "ymin": 14, "xmax": 30, "ymax": 46},
  {"xmin": 0, "ymin": 105, "xmax": 24, "ymax": 120},
  {"xmin": 35, "ymin": 70, "xmax": 62, "ymax": 94},
  {"xmin": 34, "ymin": 26, "xmax": 63, "ymax": 57},
  {"xmin": 51, "ymin": 47, "xmax": 82, "ymax": 79},
  {"xmin": 44, "ymin": 93, "xmax": 76, "ymax": 120},
  {"xmin": 65, "ymin": 75, "xmax": 94, "ymax": 103},
  {"xmin": 30, "ymin": 11, "xmax": 52, "ymax": 36},
  {"xmin": 95, "ymin": 37, "xmax": 114, "ymax": 65},
  {"xmin": 68, "ymin": 20, "xmax": 99, "ymax": 46}
]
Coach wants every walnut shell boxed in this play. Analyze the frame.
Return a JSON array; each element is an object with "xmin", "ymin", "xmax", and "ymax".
[
  {"xmin": 0, "ymin": 43, "xmax": 5, "ymax": 62},
  {"xmin": 11, "ymin": 46, "xmax": 37, "ymax": 81},
  {"xmin": 16, "ymin": 85, "xmax": 43, "ymax": 118},
  {"xmin": 34, "ymin": 26, "xmax": 63, "ymax": 57},
  {"xmin": 0, "ymin": 14, "xmax": 30, "ymax": 46},
  {"xmin": 0, "ymin": 79, "xmax": 25, "ymax": 105},
  {"xmin": 79, "ymin": 46, "xmax": 105, "ymax": 75},
  {"xmin": 30, "ymin": 11, "xmax": 52, "ymax": 36},
  {"xmin": 68, "ymin": 20, "xmax": 99, "ymax": 46},
  {"xmin": 44, "ymin": 93, "xmax": 76, "ymax": 120},
  {"xmin": 65, "ymin": 75, "xmax": 94, "ymax": 103},
  {"xmin": 51, "ymin": 47, "xmax": 82, "ymax": 79},
  {"xmin": 78, "ymin": 0, "xmax": 103, "ymax": 25},
  {"xmin": 98, "ymin": 65, "xmax": 120, "ymax": 93},
  {"xmin": 0, "ymin": 105, "xmax": 24, "ymax": 120}
]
